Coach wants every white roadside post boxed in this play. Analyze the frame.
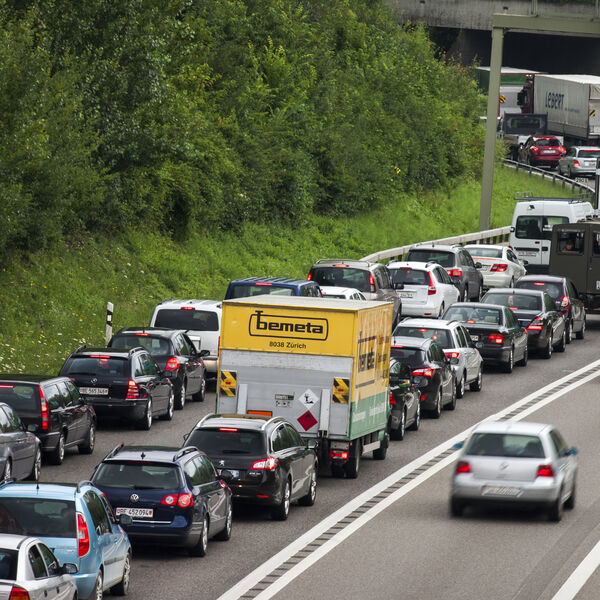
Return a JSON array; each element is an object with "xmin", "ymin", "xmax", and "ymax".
[{"xmin": 105, "ymin": 302, "xmax": 114, "ymax": 345}]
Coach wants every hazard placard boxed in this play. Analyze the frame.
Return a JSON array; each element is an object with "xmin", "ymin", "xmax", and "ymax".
[
  {"xmin": 298, "ymin": 388, "xmax": 319, "ymax": 408},
  {"xmin": 499, "ymin": 95, "xmax": 506, "ymax": 103},
  {"xmin": 219, "ymin": 370, "xmax": 237, "ymax": 397}
]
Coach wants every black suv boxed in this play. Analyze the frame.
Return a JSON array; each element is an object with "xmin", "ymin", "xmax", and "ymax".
[
  {"xmin": 109, "ymin": 327, "xmax": 207, "ymax": 409},
  {"xmin": 91, "ymin": 445, "xmax": 232, "ymax": 556},
  {"xmin": 405, "ymin": 244, "xmax": 483, "ymax": 302},
  {"xmin": 59, "ymin": 347, "xmax": 174, "ymax": 430},
  {"xmin": 0, "ymin": 375, "xmax": 96, "ymax": 464},
  {"xmin": 184, "ymin": 414, "xmax": 318, "ymax": 521}
]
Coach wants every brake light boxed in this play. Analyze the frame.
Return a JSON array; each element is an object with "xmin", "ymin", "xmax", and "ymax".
[
  {"xmin": 126, "ymin": 380, "xmax": 140, "ymax": 399},
  {"xmin": 77, "ymin": 513, "xmax": 90, "ymax": 557},
  {"xmin": 533, "ymin": 282, "xmax": 545, "ymax": 286},
  {"xmin": 389, "ymin": 391, "xmax": 396, "ymax": 405},
  {"xmin": 177, "ymin": 493, "xmax": 194, "ymax": 508},
  {"xmin": 135, "ymin": 333, "xmax": 150, "ymax": 337},
  {"xmin": 573, "ymin": 159, "xmax": 581, "ymax": 167},
  {"xmin": 0, "ymin": 385, "xmax": 13, "ymax": 388},
  {"xmin": 369, "ymin": 274, "xmax": 376, "ymax": 292},
  {"xmin": 447, "ymin": 268, "xmax": 462, "ymax": 278},
  {"xmin": 39, "ymin": 386, "xmax": 49, "ymax": 431},
  {"xmin": 428, "ymin": 271, "xmax": 436, "ymax": 295},
  {"xmin": 559, "ymin": 146, "xmax": 566, "ymax": 155},
  {"xmin": 445, "ymin": 351, "xmax": 459, "ymax": 359},
  {"xmin": 531, "ymin": 145, "xmax": 539, "ymax": 153},
  {"xmin": 560, "ymin": 295, "xmax": 569, "ymax": 313},
  {"xmin": 333, "ymin": 264, "xmax": 348, "ymax": 267},
  {"xmin": 488, "ymin": 334, "xmax": 504, "ymax": 344},
  {"xmin": 330, "ymin": 450, "xmax": 349, "ymax": 460},
  {"xmin": 490, "ymin": 263, "xmax": 508, "ymax": 272},
  {"xmin": 181, "ymin": 307, "xmax": 194, "ymax": 310},
  {"xmin": 90, "ymin": 355, "xmax": 111, "ymax": 359},
  {"xmin": 255, "ymin": 282, "xmax": 273, "ymax": 286},
  {"xmin": 455, "ymin": 460, "xmax": 471, "ymax": 474},
  {"xmin": 307, "ymin": 272, "xmax": 312, "ymax": 281},
  {"xmin": 251, "ymin": 457, "xmax": 279, "ymax": 470},
  {"xmin": 412, "ymin": 368, "xmax": 434, "ymax": 378},
  {"xmin": 8, "ymin": 587, "xmax": 30, "ymax": 600},
  {"xmin": 536, "ymin": 465, "xmax": 554, "ymax": 478},
  {"xmin": 527, "ymin": 316, "xmax": 543, "ymax": 331},
  {"xmin": 219, "ymin": 427, "xmax": 238, "ymax": 432},
  {"xmin": 162, "ymin": 494, "xmax": 177, "ymax": 505},
  {"xmin": 165, "ymin": 357, "xmax": 180, "ymax": 371}
]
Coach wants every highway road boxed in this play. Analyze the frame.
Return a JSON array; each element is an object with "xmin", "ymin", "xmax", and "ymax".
[{"xmin": 38, "ymin": 316, "xmax": 600, "ymax": 600}]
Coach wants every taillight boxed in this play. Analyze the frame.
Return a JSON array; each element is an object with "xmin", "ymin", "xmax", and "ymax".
[
  {"xmin": 455, "ymin": 461, "xmax": 471, "ymax": 474},
  {"xmin": 536, "ymin": 465, "xmax": 554, "ymax": 478},
  {"xmin": 39, "ymin": 386, "xmax": 49, "ymax": 431},
  {"xmin": 8, "ymin": 587, "xmax": 30, "ymax": 600},
  {"xmin": 531, "ymin": 145, "xmax": 539, "ymax": 153},
  {"xmin": 559, "ymin": 146, "xmax": 566, "ymax": 155},
  {"xmin": 162, "ymin": 494, "xmax": 177, "ymax": 505},
  {"xmin": 165, "ymin": 357, "xmax": 180, "ymax": 371},
  {"xmin": 330, "ymin": 450, "xmax": 349, "ymax": 460},
  {"xmin": 445, "ymin": 351, "xmax": 459, "ymax": 360},
  {"xmin": 307, "ymin": 272, "xmax": 312, "ymax": 281},
  {"xmin": 251, "ymin": 457, "xmax": 279, "ymax": 470},
  {"xmin": 573, "ymin": 159, "xmax": 581, "ymax": 167},
  {"xmin": 369, "ymin": 274, "xmax": 376, "ymax": 292},
  {"xmin": 177, "ymin": 493, "xmax": 194, "ymax": 508},
  {"xmin": 487, "ymin": 334, "xmax": 504, "ymax": 345},
  {"xmin": 412, "ymin": 368, "xmax": 434, "ymax": 378},
  {"xmin": 560, "ymin": 295, "xmax": 569, "ymax": 313},
  {"xmin": 126, "ymin": 380, "xmax": 140, "ymax": 399},
  {"xmin": 527, "ymin": 316, "xmax": 544, "ymax": 331},
  {"xmin": 446, "ymin": 268, "xmax": 462, "ymax": 278},
  {"xmin": 389, "ymin": 390, "xmax": 396, "ymax": 405},
  {"xmin": 77, "ymin": 513, "xmax": 90, "ymax": 557},
  {"xmin": 490, "ymin": 263, "xmax": 508, "ymax": 272},
  {"xmin": 427, "ymin": 271, "xmax": 436, "ymax": 295}
]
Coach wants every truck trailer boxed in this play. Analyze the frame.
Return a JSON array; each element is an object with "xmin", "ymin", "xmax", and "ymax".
[{"xmin": 216, "ymin": 295, "xmax": 393, "ymax": 479}]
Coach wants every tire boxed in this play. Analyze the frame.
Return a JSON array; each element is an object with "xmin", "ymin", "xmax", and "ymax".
[
  {"xmin": 331, "ymin": 464, "xmax": 345, "ymax": 478},
  {"xmin": 509, "ymin": 277, "xmax": 515, "ymax": 288},
  {"xmin": 215, "ymin": 502, "xmax": 233, "ymax": 540},
  {"xmin": 189, "ymin": 515, "xmax": 209, "ymax": 556},
  {"xmin": 344, "ymin": 440, "xmax": 361, "ymax": 478},
  {"xmin": 450, "ymin": 498, "xmax": 464, "ymax": 517},
  {"xmin": 555, "ymin": 328, "xmax": 566, "ymax": 353},
  {"xmin": 91, "ymin": 570, "xmax": 103, "ymax": 600},
  {"xmin": 517, "ymin": 345, "xmax": 528, "ymax": 367},
  {"xmin": 29, "ymin": 449, "xmax": 41, "ymax": 481},
  {"xmin": 469, "ymin": 367, "xmax": 483, "ymax": 392},
  {"xmin": 429, "ymin": 388, "xmax": 442, "ymax": 419},
  {"xmin": 444, "ymin": 382, "xmax": 456, "ymax": 411},
  {"xmin": 456, "ymin": 373, "xmax": 466, "ymax": 399},
  {"xmin": 2, "ymin": 459, "xmax": 11, "ymax": 482},
  {"xmin": 438, "ymin": 303, "xmax": 445, "ymax": 319},
  {"xmin": 175, "ymin": 380, "xmax": 186, "ymax": 410},
  {"xmin": 373, "ymin": 431, "xmax": 389, "ymax": 460},
  {"xmin": 408, "ymin": 400, "xmax": 421, "ymax": 431},
  {"xmin": 548, "ymin": 490, "xmax": 564, "ymax": 522},
  {"xmin": 271, "ymin": 480, "xmax": 291, "ymax": 521},
  {"xmin": 111, "ymin": 551, "xmax": 131, "ymax": 596},
  {"xmin": 298, "ymin": 468, "xmax": 317, "ymax": 507},
  {"xmin": 461, "ymin": 287, "xmax": 468, "ymax": 302},
  {"xmin": 565, "ymin": 480, "xmax": 576, "ymax": 510},
  {"xmin": 49, "ymin": 432, "xmax": 66, "ymax": 465},
  {"xmin": 565, "ymin": 319, "xmax": 573, "ymax": 344},
  {"xmin": 502, "ymin": 348, "xmax": 514, "ymax": 373},
  {"xmin": 472, "ymin": 284, "xmax": 482, "ymax": 301},
  {"xmin": 192, "ymin": 376, "xmax": 206, "ymax": 402},
  {"xmin": 160, "ymin": 389, "xmax": 175, "ymax": 421},
  {"xmin": 576, "ymin": 316, "xmax": 586, "ymax": 340},
  {"xmin": 79, "ymin": 422, "xmax": 96, "ymax": 455},
  {"xmin": 390, "ymin": 409, "xmax": 406, "ymax": 441},
  {"xmin": 542, "ymin": 335, "xmax": 553, "ymax": 360},
  {"xmin": 137, "ymin": 400, "xmax": 153, "ymax": 430}
]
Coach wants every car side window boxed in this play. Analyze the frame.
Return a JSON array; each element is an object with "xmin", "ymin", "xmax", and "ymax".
[
  {"xmin": 184, "ymin": 459, "xmax": 203, "ymax": 486},
  {"xmin": 4, "ymin": 406, "xmax": 22, "ymax": 432},
  {"xmin": 505, "ymin": 309, "xmax": 518, "ymax": 329},
  {"xmin": 179, "ymin": 335, "xmax": 194, "ymax": 355},
  {"xmin": 0, "ymin": 408, "xmax": 10, "ymax": 433},
  {"xmin": 549, "ymin": 430, "xmax": 568, "ymax": 456},
  {"xmin": 84, "ymin": 491, "xmax": 111, "ymax": 535},
  {"xmin": 173, "ymin": 335, "xmax": 187, "ymax": 356},
  {"xmin": 99, "ymin": 493, "xmax": 118, "ymax": 524},
  {"xmin": 271, "ymin": 426, "xmax": 286, "ymax": 452},
  {"xmin": 567, "ymin": 281, "xmax": 577, "ymax": 298},
  {"xmin": 56, "ymin": 381, "xmax": 74, "ymax": 407},
  {"xmin": 65, "ymin": 380, "xmax": 82, "ymax": 405},
  {"xmin": 142, "ymin": 354, "xmax": 159, "ymax": 376},
  {"xmin": 134, "ymin": 358, "xmax": 144, "ymax": 377},
  {"xmin": 28, "ymin": 545, "xmax": 48, "ymax": 579},
  {"xmin": 44, "ymin": 384, "xmax": 63, "ymax": 410},
  {"xmin": 284, "ymin": 424, "xmax": 302, "ymax": 447},
  {"xmin": 461, "ymin": 251, "xmax": 474, "ymax": 267},
  {"xmin": 200, "ymin": 456, "xmax": 218, "ymax": 481},
  {"xmin": 544, "ymin": 294, "xmax": 554, "ymax": 312},
  {"xmin": 38, "ymin": 543, "xmax": 60, "ymax": 577},
  {"xmin": 454, "ymin": 327, "xmax": 466, "ymax": 348},
  {"xmin": 507, "ymin": 250, "xmax": 518, "ymax": 263}
]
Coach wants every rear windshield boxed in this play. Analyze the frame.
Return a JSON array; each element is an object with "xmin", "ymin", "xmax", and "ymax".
[
  {"xmin": 535, "ymin": 138, "xmax": 559, "ymax": 147},
  {"xmin": 465, "ymin": 433, "xmax": 545, "ymax": 458},
  {"xmin": 93, "ymin": 462, "xmax": 182, "ymax": 490},
  {"xmin": 515, "ymin": 216, "xmax": 569, "ymax": 240},
  {"xmin": 110, "ymin": 335, "xmax": 171, "ymax": 356},
  {"xmin": 389, "ymin": 268, "xmax": 428, "ymax": 286},
  {"xmin": 484, "ymin": 293, "xmax": 542, "ymax": 311},
  {"xmin": 64, "ymin": 356, "xmax": 129, "ymax": 377},
  {"xmin": 444, "ymin": 306, "xmax": 502, "ymax": 325},
  {"xmin": 389, "ymin": 347, "xmax": 426, "ymax": 367},
  {"xmin": 579, "ymin": 149, "xmax": 600, "ymax": 157},
  {"xmin": 405, "ymin": 250, "xmax": 455, "ymax": 268},
  {"xmin": 187, "ymin": 429, "xmax": 266, "ymax": 456},
  {"xmin": 154, "ymin": 309, "xmax": 219, "ymax": 332},
  {"xmin": 310, "ymin": 267, "xmax": 371, "ymax": 292},
  {"xmin": 517, "ymin": 281, "xmax": 563, "ymax": 301},
  {"xmin": 228, "ymin": 284, "xmax": 294, "ymax": 299},
  {"xmin": 0, "ymin": 384, "xmax": 39, "ymax": 411},
  {"xmin": 465, "ymin": 247, "xmax": 502, "ymax": 259},
  {"xmin": 0, "ymin": 498, "xmax": 76, "ymax": 538},
  {"xmin": 0, "ymin": 550, "xmax": 17, "ymax": 580},
  {"xmin": 393, "ymin": 327, "xmax": 451, "ymax": 349}
]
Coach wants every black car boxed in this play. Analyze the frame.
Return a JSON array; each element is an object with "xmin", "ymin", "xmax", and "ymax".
[
  {"xmin": 481, "ymin": 288, "xmax": 566, "ymax": 357},
  {"xmin": 515, "ymin": 275, "xmax": 586, "ymax": 342},
  {"xmin": 109, "ymin": 327, "xmax": 207, "ymax": 410},
  {"xmin": 443, "ymin": 302, "xmax": 528, "ymax": 372},
  {"xmin": 388, "ymin": 358, "xmax": 420, "ymax": 440},
  {"xmin": 91, "ymin": 445, "xmax": 232, "ymax": 556},
  {"xmin": 59, "ymin": 347, "xmax": 174, "ymax": 430},
  {"xmin": 405, "ymin": 244, "xmax": 484, "ymax": 302},
  {"xmin": 0, "ymin": 402, "xmax": 41, "ymax": 481},
  {"xmin": 184, "ymin": 414, "xmax": 318, "ymax": 521},
  {"xmin": 390, "ymin": 337, "xmax": 455, "ymax": 418},
  {"xmin": 0, "ymin": 375, "xmax": 96, "ymax": 464}
]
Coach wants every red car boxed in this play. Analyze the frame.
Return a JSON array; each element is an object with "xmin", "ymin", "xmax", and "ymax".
[{"xmin": 518, "ymin": 135, "xmax": 566, "ymax": 169}]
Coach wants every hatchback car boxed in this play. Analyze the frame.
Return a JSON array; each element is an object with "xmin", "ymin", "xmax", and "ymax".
[
  {"xmin": 0, "ymin": 481, "xmax": 132, "ymax": 599},
  {"xmin": 0, "ymin": 375, "xmax": 96, "ymax": 465},
  {"xmin": 91, "ymin": 445, "xmax": 232, "ymax": 557},
  {"xmin": 450, "ymin": 421, "xmax": 577, "ymax": 521},
  {"xmin": 0, "ymin": 403, "xmax": 41, "ymax": 482},
  {"xmin": 390, "ymin": 337, "xmax": 455, "ymax": 417},
  {"xmin": 387, "ymin": 261, "xmax": 459, "ymax": 318},
  {"xmin": 463, "ymin": 245, "xmax": 527, "ymax": 289},
  {"xmin": 59, "ymin": 346, "xmax": 174, "ymax": 430},
  {"xmin": 388, "ymin": 358, "xmax": 420, "ymax": 440},
  {"xmin": 319, "ymin": 286, "xmax": 366, "ymax": 300},
  {"xmin": 109, "ymin": 327, "xmax": 207, "ymax": 409},
  {"xmin": 184, "ymin": 414, "xmax": 318, "ymax": 521},
  {"xmin": 405, "ymin": 244, "xmax": 483, "ymax": 302},
  {"xmin": 518, "ymin": 135, "xmax": 566, "ymax": 169},
  {"xmin": 393, "ymin": 318, "xmax": 483, "ymax": 398},
  {"xmin": 224, "ymin": 277, "xmax": 322, "ymax": 300},
  {"xmin": 557, "ymin": 146, "xmax": 600, "ymax": 178},
  {"xmin": 0, "ymin": 534, "xmax": 78, "ymax": 600},
  {"xmin": 515, "ymin": 275, "xmax": 586, "ymax": 342},
  {"xmin": 442, "ymin": 303, "xmax": 528, "ymax": 373}
]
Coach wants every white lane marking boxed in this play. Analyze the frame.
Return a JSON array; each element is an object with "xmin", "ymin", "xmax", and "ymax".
[
  {"xmin": 218, "ymin": 358, "xmax": 600, "ymax": 600},
  {"xmin": 551, "ymin": 539, "xmax": 600, "ymax": 600}
]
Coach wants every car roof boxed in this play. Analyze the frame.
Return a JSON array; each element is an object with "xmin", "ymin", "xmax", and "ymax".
[
  {"xmin": 319, "ymin": 286, "xmax": 362, "ymax": 295},
  {"xmin": 470, "ymin": 421, "xmax": 550, "ymax": 436},
  {"xmin": 154, "ymin": 299, "xmax": 222, "ymax": 311},
  {"xmin": 113, "ymin": 327, "xmax": 184, "ymax": 338},
  {"xmin": 71, "ymin": 347, "xmax": 141, "ymax": 357},
  {"xmin": 195, "ymin": 413, "xmax": 285, "ymax": 431},
  {"xmin": 0, "ymin": 482, "xmax": 94, "ymax": 499},
  {"xmin": 0, "ymin": 534, "xmax": 38, "ymax": 550},
  {"xmin": 517, "ymin": 275, "xmax": 565, "ymax": 283},
  {"xmin": 531, "ymin": 135, "xmax": 560, "ymax": 141},
  {"xmin": 102, "ymin": 445, "xmax": 199, "ymax": 463},
  {"xmin": 407, "ymin": 244, "xmax": 459, "ymax": 252},
  {"xmin": 463, "ymin": 244, "xmax": 505, "ymax": 250},
  {"xmin": 571, "ymin": 146, "xmax": 600, "ymax": 151},
  {"xmin": 229, "ymin": 277, "xmax": 316, "ymax": 286},
  {"xmin": 447, "ymin": 302, "xmax": 506, "ymax": 311},
  {"xmin": 312, "ymin": 259, "xmax": 375, "ymax": 269},
  {"xmin": 391, "ymin": 335, "xmax": 432, "ymax": 349},
  {"xmin": 396, "ymin": 318, "xmax": 459, "ymax": 329},
  {"xmin": 0, "ymin": 375, "xmax": 66, "ymax": 384}
]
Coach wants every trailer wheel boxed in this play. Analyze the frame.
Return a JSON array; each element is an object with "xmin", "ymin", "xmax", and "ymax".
[
  {"xmin": 373, "ymin": 431, "xmax": 389, "ymax": 460},
  {"xmin": 344, "ymin": 440, "xmax": 361, "ymax": 479}
]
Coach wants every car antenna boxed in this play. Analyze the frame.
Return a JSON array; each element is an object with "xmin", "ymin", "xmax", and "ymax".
[{"xmin": 140, "ymin": 452, "xmax": 146, "ymax": 459}]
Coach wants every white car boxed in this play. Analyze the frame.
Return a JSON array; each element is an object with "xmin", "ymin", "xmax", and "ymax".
[
  {"xmin": 319, "ymin": 286, "xmax": 366, "ymax": 300},
  {"xmin": 464, "ymin": 245, "xmax": 526, "ymax": 289},
  {"xmin": 388, "ymin": 261, "xmax": 459, "ymax": 318}
]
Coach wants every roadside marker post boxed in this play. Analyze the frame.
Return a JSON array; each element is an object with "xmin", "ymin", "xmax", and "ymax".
[{"xmin": 105, "ymin": 302, "xmax": 114, "ymax": 345}]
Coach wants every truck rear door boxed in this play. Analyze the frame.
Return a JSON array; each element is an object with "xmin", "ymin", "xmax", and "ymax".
[{"xmin": 586, "ymin": 226, "xmax": 600, "ymax": 294}]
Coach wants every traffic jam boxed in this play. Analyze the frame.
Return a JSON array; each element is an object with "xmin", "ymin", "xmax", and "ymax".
[{"xmin": 0, "ymin": 196, "xmax": 597, "ymax": 599}]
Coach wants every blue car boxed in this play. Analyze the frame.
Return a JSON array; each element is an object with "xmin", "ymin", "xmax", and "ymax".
[
  {"xmin": 224, "ymin": 277, "xmax": 322, "ymax": 300},
  {"xmin": 0, "ymin": 481, "xmax": 131, "ymax": 599}
]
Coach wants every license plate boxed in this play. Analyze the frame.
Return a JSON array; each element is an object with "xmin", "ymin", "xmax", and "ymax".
[
  {"xmin": 79, "ymin": 387, "xmax": 108, "ymax": 396},
  {"xmin": 400, "ymin": 292, "xmax": 414, "ymax": 298},
  {"xmin": 481, "ymin": 485, "xmax": 521, "ymax": 497},
  {"xmin": 219, "ymin": 469, "xmax": 239, "ymax": 478},
  {"xmin": 542, "ymin": 150, "xmax": 555, "ymax": 154},
  {"xmin": 116, "ymin": 507, "xmax": 153, "ymax": 518},
  {"xmin": 470, "ymin": 335, "xmax": 479, "ymax": 341},
  {"xmin": 518, "ymin": 251, "xmax": 537, "ymax": 256}
]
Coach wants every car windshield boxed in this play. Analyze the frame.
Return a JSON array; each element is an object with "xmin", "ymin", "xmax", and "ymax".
[
  {"xmin": 229, "ymin": 284, "xmax": 294, "ymax": 299},
  {"xmin": 0, "ymin": 383, "xmax": 39, "ymax": 411},
  {"xmin": 110, "ymin": 335, "xmax": 171, "ymax": 356},
  {"xmin": 154, "ymin": 309, "xmax": 219, "ymax": 331},
  {"xmin": 515, "ymin": 216, "xmax": 569, "ymax": 241},
  {"xmin": 322, "ymin": 293, "xmax": 345, "ymax": 299},
  {"xmin": 405, "ymin": 250, "xmax": 455, "ymax": 268},
  {"xmin": 0, "ymin": 499, "xmax": 76, "ymax": 538},
  {"xmin": 389, "ymin": 346, "xmax": 426, "ymax": 367},
  {"xmin": 517, "ymin": 280, "xmax": 563, "ymax": 300},
  {"xmin": 465, "ymin": 247, "xmax": 502, "ymax": 258},
  {"xmin": 0, "ymin": 550, "xmax": 17, "ymax": 580},
  {"xmin": 579, "ymin": 149, "xmax": 600, "ymax": 157},
  {"xmin": 536, "ymin": 138, "xmax": 559, "ymax": 147},
  {"xmin": 94, "ymin": 462, "xmax": 182, "ymax": 490},
  {"xmin": 187, "ymin": 429, "xmax": 266, "ymax": 456},
  {"xmin": 393, "ymin": 327, "xmax": 452, "ymax": 348},
  {"xmin": 65, "ymin": 356, "xmax": 129, "ymax": 377},
  {"xmin": 465, "ymin": 433, "xmax": 545, "ymax": 458},
  {"xmin": 444, "ymin": 306, "xmax": 501, "ymax": 325},
  {"xmin": 310, "ymin": 267, "xmax": 371, "ymax": 292},
  {"xmin": 389, "ymin": 268, "xmax": 428, "ymax": 286},
  {"xmin": 484, "ymin": 293, "xmax": 542, "ymax": 311}
]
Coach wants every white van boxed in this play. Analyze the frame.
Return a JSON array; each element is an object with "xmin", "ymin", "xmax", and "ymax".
[
  {"xmin": 149, "ymin": 299, "xmax": 221, "ymax": 377},
  {"xmin": 509, "ymin": 198, "xmax": 594, "ymax": 272}
]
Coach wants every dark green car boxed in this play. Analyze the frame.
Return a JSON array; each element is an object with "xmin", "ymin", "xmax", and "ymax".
[{"xmin": 388, "ymin": 358, "xmax": 421, "ymax": 440}]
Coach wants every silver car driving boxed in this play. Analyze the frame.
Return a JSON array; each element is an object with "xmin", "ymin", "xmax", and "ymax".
[
  {"xmin": 450, "ymin": 421, "xmax": 577, "ymax": 521},
  {"xmin": 557, "ymin": 146, "xmax": 600, "ymax": 178}
]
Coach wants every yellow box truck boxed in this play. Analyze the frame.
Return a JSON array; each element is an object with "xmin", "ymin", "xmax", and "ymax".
[{"xmin": 216, "ymin": 295, "xmax": 393, "ymax": 478}]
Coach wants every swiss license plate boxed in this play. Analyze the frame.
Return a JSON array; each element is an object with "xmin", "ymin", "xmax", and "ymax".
[
  {"xmin": 542, "ymin": 150, "xmax": 555, "ymax": 154},
  {"xmin": 79, "ymin": 387, "xmax": 108, "ymax": 396},
  {"xmin": 481, "ymin": 485, "xmax": 521, "ymax": 497},
  {"xmin": 219, "ymin": 469, "xmax": 239, "ymax": 478},
  {"xmin": 116, "ymin": 507, "xmax": 153, "ymax": 518},
  {"xmin": 400, "ymin": 292, "xmax": 414, "ymax": 298}
]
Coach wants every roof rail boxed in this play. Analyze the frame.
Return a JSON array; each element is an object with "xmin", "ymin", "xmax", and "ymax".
[
  {"xmin": 103, "ymin": 443, "xmax": 125, "ymax": 461},
  {"xmin": 73, "ymin": 345, "xmax": 87, "ymax": 354},
  {"xmin": 195, "ymin": 414, "xmax": 215, "ymax": 429},
  {"xmin": 0, "ymin": 478, "xmax": 15, "ymax": 488},
  {"xmin": 76, "ymin": 480, "xmax": 94, "ymax": 493},
  {"xmin": 128, "ymin": 346, "xmax": 145, "ymax": 355},
  {"xmin": 173, "ymin": 446, "xmax": 198, "ymax": 462},
  {"xmin": 261, "ymin": 416, "xmax": 284, "ymax": 430}
]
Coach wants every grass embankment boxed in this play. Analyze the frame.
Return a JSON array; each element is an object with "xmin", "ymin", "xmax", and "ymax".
[{"xmin": 0, "ymin": 166, "xmax": 581, "ymax": 374}]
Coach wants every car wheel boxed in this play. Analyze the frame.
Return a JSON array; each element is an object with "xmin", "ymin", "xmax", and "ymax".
[
  {"xmin": 192, "ymin": 376, "xmax": 206, "ymax": 402},
  {"xmin": 565, "ymin": 319, "xmax": 573, "ymax": 344},
  {"xmin": 271, "ymin": 479, "xmax": 291, "ymax": 521},
  {"xmin": 2, "ymin": 459, "xmax": 11, "ymax": 482},
  {"xmin": 555, "ymin": 328, "xmax": 566, "ymax": 353},
  {"xmin": 429, "ymin": 388, "xmax": 442, "ymax": 419},
  {"xmin": 91, "ymin": 570, "xmax": 103, "ymax": 600},
  {"xmin": 576, "ymin": 316, "xmax": 586, "ymax": 340},
  {"xmin": 49, "ymin": 432, "xmax": 66, "ymax": 465},
  {"xmin": 79, "ymin": 422, "xmax": 96, "ymax": 455},
  {"xmin": 542, "ymin": 335, "xmax": 553, "ymax": 359},
  {"xmin": 111, "ymin": 551, "xmax": 131, "ymax": 596},
  {"xmin": 298, "ymin": 468, "xmax": 317, "ymax": 507},
  {"xmin": 472, "ymin": 284, "xmax": 482, "ymax": 301},
  {"xmin": 461, "ymin": 287, "xmax": 468, "ymax": 302},
  {"xmin": 161, "ymin": 389, "xmax": 175, "ymax": 420},
  {"xmin": 502, "ymin": 348, "xmax": 514, "ymax": 373},
  {"xmin": 390, "ymin": 409, "xmax": 406, "ymax": 441},
  {"xmin": 344, "ymin": 440, "xmax": 361, "ymax": 478},
  {"xmin": 565, "ymin": 480, "xmax": 576, "ymax": 510},
  {"xmin": 215, "ymin": 502, "xmax": 233, "ymax": 540},
  {"xmin": 438, "ymin": 303, "xmax": 445, "ymax": 319},
  {"xmin": 517, "ymin": 345, "xmax": 528, "ymax": 367},
  {"xmin": 450, "ymin": 498, "xmax": 465, "ymax": 517},
  {"xmin": 29, "ymin": 449, "xmax": 41, "ymax": 481},
  {"xmin": 456, "ymin": 373, "xmax": 466, "ymax": 399},
  {"xmin": 176, "ymin": 380, "xmax": 186, "ymax": 410},
  {"xmin": 408, "ymin": 400, "xmax": 421, "ymax": 431},
  {"xmin": 549, "ymin": 490, "xmax": 564, "ymax": 522},
  {"xmin": 190, "ymin": 515, "xmax": 209, "ymax": 556},
  {"xmin": 469, "ymin": 367, "xmax": 483, "ymax": 392},
  {"xmin": 444, "ymin": 382, "xmax": 456, "ymax": 411},
  {"xmin": 137, "ymin": 400, "xmax": 153, "ymax": 430}
]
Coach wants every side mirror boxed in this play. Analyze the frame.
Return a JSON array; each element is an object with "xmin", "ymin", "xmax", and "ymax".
[
  {"xmin": 183, "ymin": 433, "xmax": 189, "ymax": 441},
  {"xmin": 61, "ymin": 563, "xmax": 79, "ymax": 575},
  {"xmin": 27, "ymin": 424, "xmax": 37, "ymax": 433},
  {"xmin": 474, "ymin": 262, "xmax": 482, "ymax": 269},
  {"xmin": 510, "ymin": 226, "xmax": 516, "ymax": 233},
  {"xmin": 452, "ymin": 441, "xmax": 464, "ymax": 450},
  {"xmin": 305, "ymin": 439, "xmax": 318, "ymax": 450},
  {"xmin": 117, "ymin": 514, "xmax": 133, "ymax": 526},
  {"xmin": 394, "ymin": 282, "xmax": 404, "ymax": 290},
  {"xmin": 199, "ymin": 349, "xmax": 210, "ymax": 358},
  {"xmin": 522, "ymin": 260, "xmax": 529, "ymax": 266},
  {"xmin": 220, "ymin": 470, "xmax": 234, "ymax": 483},
  {"xmin": 567, "ymin": 446, "xmax": 579, "ymax": 456}
]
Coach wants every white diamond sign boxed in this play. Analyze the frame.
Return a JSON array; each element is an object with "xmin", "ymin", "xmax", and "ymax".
[{"xmin": 298, "ymin": 389, "xmax": 319, "ymax": 408}]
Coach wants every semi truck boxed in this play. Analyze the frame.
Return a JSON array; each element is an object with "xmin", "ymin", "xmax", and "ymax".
[
  {"xmin": 517, "ymin": 74, "xmax": 600, "ymax": 145},
  {"xmin": 216, "ymin": 295, "xmax": 393, "ymax": 479}
]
